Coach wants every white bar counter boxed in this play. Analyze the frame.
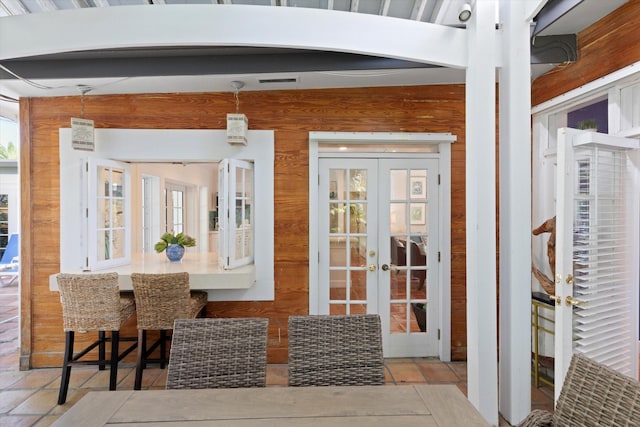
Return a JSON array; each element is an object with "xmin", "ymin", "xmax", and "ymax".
[{"xmin": 49, "ymin": 252, "xmax": 256, "ymax": 292}]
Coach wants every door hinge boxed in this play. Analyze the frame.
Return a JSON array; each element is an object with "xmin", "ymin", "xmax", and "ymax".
[
  {"xmin": 85, "ymin": 208, "xmax": 88, "ymax": 218},
  {"xmin": 438, "ymin": 329, "xmax": 441, "ymax": 340},
  {"xmin": 438, "ymin": 174, "xmax": 441, "ymax": 185},
  {"xmin": 318, "ymin": 174, "xmax": 320, "ymax": 186},
  {"xmin": 438, "ymin": 251, "xmax": 441, "ymax": 262}
]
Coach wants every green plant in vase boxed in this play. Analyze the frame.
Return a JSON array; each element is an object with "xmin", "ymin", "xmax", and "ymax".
[{"xmin": 154, "ymin": 232, "xmax": 196, "ymax": 262}]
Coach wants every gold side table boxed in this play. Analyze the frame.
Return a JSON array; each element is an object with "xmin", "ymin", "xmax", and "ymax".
[{"xmin": 532, "ymin": 292, "xmax": 554, "ymax": 388}]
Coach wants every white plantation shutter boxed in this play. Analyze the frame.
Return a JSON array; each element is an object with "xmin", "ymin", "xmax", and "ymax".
[
  {"xmin": 571, "ymin": 145, "xmax": 637, "ymax": 375},
  {"xmin": 555, "ymin": 129, "xmax": 639, "ymax": 393}
]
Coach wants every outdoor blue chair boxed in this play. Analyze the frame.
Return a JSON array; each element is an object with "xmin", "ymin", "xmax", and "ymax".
[{"xmin": 0, "ymin": 233, "xmax": 19, "ymax": 286}]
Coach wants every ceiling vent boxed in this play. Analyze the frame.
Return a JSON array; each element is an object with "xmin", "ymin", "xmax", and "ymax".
[{"xmin": 258, "ymin": 78, "xmax": 298, "ymax": 84}]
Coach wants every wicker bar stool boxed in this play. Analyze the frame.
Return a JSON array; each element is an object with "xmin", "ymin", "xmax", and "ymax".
[
  {"xmin": 287, "ymin": 314, "xmax": 385, "ymax": 386},
  {"xmin": 131, "ymin": 272, "xmax": 208, "ymax": 390},
  {"xmin": 56, "ymin": 273, "xmax": 137, "ymax": 405},
  {"xmin": 166, "ymin": 318, "xmax": 269, "ymax": 389}
]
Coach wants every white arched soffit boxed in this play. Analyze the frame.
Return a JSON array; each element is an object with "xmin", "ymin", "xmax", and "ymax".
[{"xmin": 0, "ymin": 5, "xmax": 467, "ymax": 70}]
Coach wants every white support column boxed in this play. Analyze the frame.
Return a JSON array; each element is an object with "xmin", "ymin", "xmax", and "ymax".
[
  {"xmin": 498, "ymin": 0, "xmax": 533, "ymax": 424},
  {"xmin": 465, "ymin": 0, "xmax": 499, "ymax": 425}
]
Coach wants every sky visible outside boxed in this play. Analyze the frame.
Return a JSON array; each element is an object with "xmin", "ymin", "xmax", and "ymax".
[{"xmin": 0, "ymin": 116, "xmax": 18, "ymax": 157}]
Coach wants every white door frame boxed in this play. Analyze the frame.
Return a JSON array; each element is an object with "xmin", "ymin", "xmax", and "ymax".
[{"xmin": 308, "ymin": 131, "xmax": 455, "ymax": 361}]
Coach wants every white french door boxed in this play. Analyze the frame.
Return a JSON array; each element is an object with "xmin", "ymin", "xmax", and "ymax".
[
  {"xmin": 318, "ymin": 157, "xmax": 440, "ymax": 357},
  {"xmin": 554, "ymin": 128, "xmax": 639, "ymax": 400}
]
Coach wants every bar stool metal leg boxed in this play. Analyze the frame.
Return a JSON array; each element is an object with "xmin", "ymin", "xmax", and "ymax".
[
  {"xmin": 109, "ymin": 331, "xmax": 120, "ymax": 390},
  {"xmin": 134, "ymin": 329, "xmax": 146, "ymax": 390},
  {"xmin": 58, "ymin": 331, "xmax": 74, "ymax": 405}
]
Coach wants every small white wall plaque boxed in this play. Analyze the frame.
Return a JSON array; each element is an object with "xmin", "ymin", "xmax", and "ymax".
[{"xmin": 71, "ymin": 117, "xmax": 95, "ymax": 151}]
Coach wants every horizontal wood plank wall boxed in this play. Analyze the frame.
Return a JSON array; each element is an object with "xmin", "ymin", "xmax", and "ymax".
[
  {"xmin": 532, "ymin": 0, "xmax": 640, "ymax": 106},
  {"xmin": 21, "ymin": 85, "xmax": 468, "ymax": 366}
]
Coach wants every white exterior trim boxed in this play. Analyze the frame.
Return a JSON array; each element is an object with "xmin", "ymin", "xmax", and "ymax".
[
  {"xmin": 498, "ymin": 0, "xmax": 534, "ymax": 423},
  {"xmin": 308, "ymin": 131, "xmax": 454, "ymax": 363},
  {"xmin": 1, "ymin": 5, "xmax": 467, "ymax": 69},
  {"xmin": 465, "ymin": 1, "xmax": 499, "ymax": 424}
]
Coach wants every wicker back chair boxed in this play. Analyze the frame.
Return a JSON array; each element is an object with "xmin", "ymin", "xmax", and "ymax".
[
  {"xmin": 518, "ymin": 352, "xmax": 640, "ymax": 427},
  {"xmin": 287, "ymin": 314, "xmax": 385, "ymax": 386},
  {"xmin": 56, "ymin": 273, "xmax": 137, "ymax": 404},
  {"xmin": 130, "ymin": 272, "xmax": 208, "ymax": 390},
  {"xmin": 166, "ymin": 318, "xmax": 269, "ymax": 389}
]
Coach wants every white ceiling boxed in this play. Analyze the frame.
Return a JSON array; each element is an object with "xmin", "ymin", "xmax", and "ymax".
[{"xmin": 0, "ymin": 0, "xmax": 629, "ymax": 118}]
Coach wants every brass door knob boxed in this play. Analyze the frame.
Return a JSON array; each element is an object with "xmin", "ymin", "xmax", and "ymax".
[{"xmin": 566, "ymin": 296, "xmax": 587, "ymax": 307}]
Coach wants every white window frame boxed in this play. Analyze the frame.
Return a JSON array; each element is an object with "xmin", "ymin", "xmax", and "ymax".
[
  {"xmin": 140, "ymin": 174, "xmax": 161, "ymax": 253},
  {"xmin": 57, "ymin": 129, "xmax": 274, "ymax": 301},
  {"xmin": 218, "ymin": 159, "xmax": 254, "ymax": 269},
  {"xmin": 165, "ymin": 181, "xmax": 187, "ymax": 235},
  {"xmin": 83, "ymin": 157, "xmax": 131, "ymax": 271}
]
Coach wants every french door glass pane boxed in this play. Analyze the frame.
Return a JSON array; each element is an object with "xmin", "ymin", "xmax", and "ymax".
[
  {"xmin": 328, "ymin": 167, "xmax": 368, "ymax": 315},
  {"xmin": 389, "ymin": 168, "xmax": 428, "ymax": 335}
]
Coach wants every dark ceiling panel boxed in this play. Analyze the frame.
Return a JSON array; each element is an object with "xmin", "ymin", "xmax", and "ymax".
[{"xmin": 0, "ymin": 49, "xmax": 435, "ymax": 80}]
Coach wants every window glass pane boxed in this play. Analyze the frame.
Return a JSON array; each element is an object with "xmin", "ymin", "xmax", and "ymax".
[
  {"xmin": 390, "ymin": 270, "xmax": 408, "ymax": 299},
  {"xmin": 112, "ymin": 199, "xmax": 124, "ymax": 228},
  {"xmin": 98, "ymin": 166, "xmax": 109, "ymax": 197},
  {"xmin": 349, "ymin": 303, "xmax": 367, "ymax": 315},
  {"xmin": 329, "ymin": 169, "xmax": 346, "ymax": 200},
  {"xmin": 390, "ymin": 303, "xmax": 408, "ymax": 333},
  {"xmin": 410, "ymin": 303, "xmax": 426, "ymax": 333},
  {"xmin": 349, "ymin": 236, "xmax": 366, "ymax": 267},
  {"xmin": 97, "ymin": 230, "xmax": 109, "ymax": 261},
  {"xmin": 329, "ymin": 270, "xmax": 346, "ymax": 300},
  {"xmin": 97, "ymin": 199, "xmax": 109, "ymax": 228},
  {"xmin": 350, "ymin": 203, "xmax": 366, "ymax": 234},
  {"xmin": 329, "ymin": 238, "xmax": 347, "ymax": 267},
  {"xmin": 329, "ymin": 304, "xmax": 347, "ymax": 315},
  {"xmin": 350, "ymin": 270, "xmax": 366, "ymax": 300},
  {"xmin": 235, "ymin": 230, "xmax": 243, "ymax": 259},
  {"xmin": 349, "ymin": 169, "xmax": 367, "ymax": 200},
  {"xmin": 390, "ymin": 203, "xmax": 407, "ymax": 233},
  {"xmin": 112, "ymin": 229, "xmax": 125, "ymax": 259},
  {"xmin": 245, "ymin": 167, "xmax": 253, "ymax": 200},
  {"xmin": 244, "ymin": 230, "xmax": 252, "ymax": 259},
  {"xmin": 409, "ymin": 203, "xmax": 427, "ymax": 233},
  {"xmin": 112, "ymin": 169, "xmax": 124, "ymax": 197},
  {"xmin": 329, "ymin": 203, "xmax": 347, "ymax": 234},
  {"xmin": 390, "ymin": 169, "xmax": 407, "ymax": 200}
]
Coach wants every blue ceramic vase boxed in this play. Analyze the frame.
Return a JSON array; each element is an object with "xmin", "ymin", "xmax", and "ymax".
[{"xmin": 165, "ymin": 244, "xmax": 185, "ymax": 262}]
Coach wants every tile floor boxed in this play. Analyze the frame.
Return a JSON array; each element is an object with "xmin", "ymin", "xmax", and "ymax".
[{"xmin": 0, "ymin": 282, "xmax": 554, "ymax": 426}]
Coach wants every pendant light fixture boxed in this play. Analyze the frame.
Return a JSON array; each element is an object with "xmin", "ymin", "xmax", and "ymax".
[
  {"xmin": 71, "ymin": 84, "xmax": 95, "ymax": 151},
  {"xmin": 227, "ymin": 80, "xmax": 248, "ymax": 146}
]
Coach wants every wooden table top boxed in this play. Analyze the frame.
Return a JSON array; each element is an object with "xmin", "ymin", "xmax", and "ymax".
[{"xmin": 52, "ymin": 384, "xmax": 490, "ymax": 427}]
